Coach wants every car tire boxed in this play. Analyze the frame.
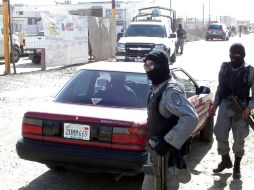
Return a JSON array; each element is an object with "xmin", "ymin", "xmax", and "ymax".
[
  {"xmin": 200, "ymin": 116, "xmax": 214, "ymax": 142},
  {"xmin": 11, "ymin": 46, "xmax": 21, "ymax": 63}
]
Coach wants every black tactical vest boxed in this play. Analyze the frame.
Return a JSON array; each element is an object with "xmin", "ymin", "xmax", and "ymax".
[
  {"xmin": 147, "ymin": 83, "xmax": 179, "ymax": 139},
  {"xmin": 219, "ymin": 62, "xmax": 250, "ymax": 100},
  {"xmin": 177, "ymin": 29, "xmax": 184, "ymax": 39}
]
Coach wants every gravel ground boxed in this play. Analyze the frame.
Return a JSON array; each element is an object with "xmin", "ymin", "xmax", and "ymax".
[{"xmin": 0, "ymin": 64, "xmax": 253, "ymax": 190}]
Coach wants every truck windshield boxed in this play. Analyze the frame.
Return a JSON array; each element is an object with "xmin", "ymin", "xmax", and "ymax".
[{"xmin": 125, "ymin": 24, "xmax": 167, "ymax": 37}]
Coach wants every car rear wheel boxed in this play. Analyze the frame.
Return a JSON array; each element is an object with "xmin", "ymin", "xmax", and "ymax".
[{"xmin": 200, "ymin": 116, "xmax": 214, "ymax": 142}]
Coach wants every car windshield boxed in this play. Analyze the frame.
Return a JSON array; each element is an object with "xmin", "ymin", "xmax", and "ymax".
[
  {"xmin": 208, "ymin": 25, "xmax": 222, "ymax": 30},
  {"xmin": 125, "ymin": 24, "xmax": 167, "ymax": 37},
  {"xmin": 55, "ymin": 70, "xmax": 151, "ymax": 108}
]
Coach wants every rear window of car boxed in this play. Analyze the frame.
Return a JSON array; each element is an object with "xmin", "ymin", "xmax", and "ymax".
[
  {"xmin": 55, "ymin": 70, "xmax": 151, "ymax": 108},
  {"xmin": 208, "ymin": 24, "xmax": 222, "ymax": 30},
  {"xmin": 125, "ymin": 24, "xmax": 167, "ymax": 37}
]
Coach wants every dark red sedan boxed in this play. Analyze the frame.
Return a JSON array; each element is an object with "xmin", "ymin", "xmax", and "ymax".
[{"xmin": 16, "ymin": 61, "xmax": 214, "ymax": 176}]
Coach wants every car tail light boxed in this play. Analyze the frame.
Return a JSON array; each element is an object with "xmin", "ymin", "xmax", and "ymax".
[
  {"xmin": 112, "ymin": 127, "xmax": 146, "ymax": 145},
  {"xmin": 22, "ymin": 117, "xmax": 43, "ymax": 140},
  {"xmin": 219, "ymin": 29, "xmax": 224, "ymax": 32}
]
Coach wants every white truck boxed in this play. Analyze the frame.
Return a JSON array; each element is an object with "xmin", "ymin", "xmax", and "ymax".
[
  {"xmin": 23, "ymin": 31, "xmax": 45, "ymax": 63},
  {"xmin": 116, "ymin": 6, "xmax": 177, "ymax": 64},
  {"xmin": 0, "ymin": 29, "xmax": 21, "ymax": 62}
]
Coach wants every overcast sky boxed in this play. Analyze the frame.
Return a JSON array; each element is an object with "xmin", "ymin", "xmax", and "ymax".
[{"xmin": 10, "ymin": 0, "xmax": 254, "ymax": 21}]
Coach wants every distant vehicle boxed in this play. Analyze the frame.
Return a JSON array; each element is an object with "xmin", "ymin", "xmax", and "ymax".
[
  {"xmin": 16, "ymin": 61, "xmax": 214, "ymax": 176},
  {"xmin": 0, "ymin": 29, "xmax": 21, "ymax": 62},
  {"xmin": 116, "ymin": 6, "xmax": 177, "ymax": 64},
  {"xmin": 205, "ymin": 23, "xmax": 230, "ymax": 41}
]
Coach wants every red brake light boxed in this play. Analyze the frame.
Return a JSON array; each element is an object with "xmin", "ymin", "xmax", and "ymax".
[
  {"xmin": 219, "ymin": 29, "xmax": 224, "ymax": 32},
  {"xmin": 112, "ymin": 127, "xmax": 146, "ymax": 145},
  {"xmin": 22, "ymin": 117, "xmax": 43, "ymax": 139}
]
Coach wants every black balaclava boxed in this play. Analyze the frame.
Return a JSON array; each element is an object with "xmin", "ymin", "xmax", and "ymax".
[
  {"xmin": 229, "ymin": 43, "xmax": 245, "ymax": 68},
  {"xmin": 144, "ymin": 50, "xmax": 170, "ymax": 85}
]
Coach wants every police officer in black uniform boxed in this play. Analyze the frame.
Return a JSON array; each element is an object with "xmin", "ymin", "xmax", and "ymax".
[
  {"xmin": 176, "ymin": 24, "xmax": 187, "ymax": 54},
  {"xmin": 209, "ymin": 43, "xmax": 254, "ymax": 179},
  {"xmin": 142, "ymin": 50, "xmax": 198, "ymax": 190}
]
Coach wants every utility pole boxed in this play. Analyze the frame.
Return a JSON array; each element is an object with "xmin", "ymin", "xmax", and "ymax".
[
  {"xmin": 209, "ymin": 0, "xmax": 211, "ymax": 23},
  {"xmin": 3, "ymin": 0, "xmax": 10, "ymax": 75},
  {"xmin": 8, "ymin": 0, "xmax": 16, "ymax": 74},
  {"xmin": 203, "ymin": 2, "xmax": 205, "ymax": 26},
  {"xmin": 112, "ymin": 0, "xmax": 115, "ymax": 20}
]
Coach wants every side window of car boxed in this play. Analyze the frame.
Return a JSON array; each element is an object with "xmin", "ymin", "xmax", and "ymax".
[{"xmin": 172, "ymin": 70, "xmax": 196, "ymax": 98}]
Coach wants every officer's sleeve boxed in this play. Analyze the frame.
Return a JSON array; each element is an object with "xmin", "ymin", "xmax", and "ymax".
[
  {"xmin": 163, "ymin": 88, "xmax": 199, "ymax": 149},
  {"xmin": 248, "ymin": 66, "xmax": 254, "ymax": 109}
]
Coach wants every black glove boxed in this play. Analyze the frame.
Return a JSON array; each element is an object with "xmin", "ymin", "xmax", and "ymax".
[
  {"xmin": 170, "ymin": 146, "xmax": 187, "ymax": 169},
  {"xmin": 154, "ymin": 138, "xmax": 171, "ymax": 156}
]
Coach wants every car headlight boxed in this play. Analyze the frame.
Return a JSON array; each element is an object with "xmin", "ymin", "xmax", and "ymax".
[
  {"xmin": 116, "ymin": 43, "xmax": 126, "ymax": 53},
  {"xmin": 154, "ymin": 44, "xmax": 165, "ymax": 50}
]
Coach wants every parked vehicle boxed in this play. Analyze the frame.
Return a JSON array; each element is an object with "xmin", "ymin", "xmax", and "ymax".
[
  {"xmin": 23, "ymin": 31, "xmax": 45, "ymax": 63},
  {"xmin": 16, "ymin": 61, "xmax": 214, "ymax": 176},
  {"xmin": 0, "ymin": 29, "xmax": 21, "ymax": 62},
  {"xmin": 205, "ymin": 23, "xmax": 230, "ymax": 41},
  {"xmin": 116, "ymin": 6, "xmax": 177, "ymax": 63}
]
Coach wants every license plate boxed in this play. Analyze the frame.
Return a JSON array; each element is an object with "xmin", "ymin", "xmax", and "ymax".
[{"xmin": 64, "ymin": 123, "xmax": 90, "ymax": 140}]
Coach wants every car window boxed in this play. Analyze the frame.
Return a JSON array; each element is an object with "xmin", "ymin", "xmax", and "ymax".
[
  {"xmin": 208, "ymin": 25, "xmax": 222, "ymax": 30},
  {"xmin": 55, "ymin": 70, "xmax": 150, "ymax": 108},
  {"xmin": 172, "ymin": 70, "xmax": 196, "ymax": 98},
  {"xmin": 125, "ymin": 24, "xmax": 167, "ymax": 37}
]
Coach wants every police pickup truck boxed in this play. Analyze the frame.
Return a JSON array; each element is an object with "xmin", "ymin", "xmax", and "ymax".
[
  {"xmin": 0, "ymin": 29, "xmax": 21, "ymax": 62},
  {"xmin": 116, "ymin": 6, "xmax": 177, "ymax": 64}
]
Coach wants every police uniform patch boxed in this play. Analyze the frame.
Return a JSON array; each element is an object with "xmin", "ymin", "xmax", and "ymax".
[{"xmin": 171, "ymin": 92, "xmax": 182, "ymax": 106}]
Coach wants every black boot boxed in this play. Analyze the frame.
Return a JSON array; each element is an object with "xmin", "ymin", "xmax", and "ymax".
[
  {"xmin": 233, "ymin": 156, "xmax": 242, "ymax": 179},
  {"xmin": 213, "ymin": 154, "xmax": 233, "ymax": 173}
]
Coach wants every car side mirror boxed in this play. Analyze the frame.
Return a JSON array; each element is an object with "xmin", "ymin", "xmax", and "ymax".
[
  {"xmin": 169, "ymin": 33, "xmax": 177, "ymax": 38},
  {"xmin": 198, "ymin": 86, "xmax": 210, "ymax": 94}
]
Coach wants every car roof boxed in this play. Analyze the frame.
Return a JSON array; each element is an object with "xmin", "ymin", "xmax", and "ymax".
[
  {"xmin": 129, "ymin": 22, "xmax": 166, "ymax": 26},
  {"xmin": 77, "ymin": 61, "xmax": 146, "ymax": 73}
]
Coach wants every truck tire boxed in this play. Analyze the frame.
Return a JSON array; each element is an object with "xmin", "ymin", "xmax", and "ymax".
[
  {"xmin": 32, "ymin": 54, "xmax": 41, "ymax": 64},
  {"xmin": 200, "ymin": 116, "xmax": 214, "ymax": 142},
  {"xmin": 170, "ymin": 49, "xmax": 176, "ymax": 63},
  {"xmin": 11, "ymin": 46, "xmax": 21, "ymax": 63}
]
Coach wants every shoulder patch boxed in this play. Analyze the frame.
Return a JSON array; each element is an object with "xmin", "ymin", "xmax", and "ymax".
[{"xmin": 171, "ymin": 92, "xmax": 182, "ymax": 106}]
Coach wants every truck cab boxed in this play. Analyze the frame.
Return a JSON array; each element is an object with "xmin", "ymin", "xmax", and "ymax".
[{"xmin": 116, "ymin": 6, "xmax": 177, "ymax": 64}]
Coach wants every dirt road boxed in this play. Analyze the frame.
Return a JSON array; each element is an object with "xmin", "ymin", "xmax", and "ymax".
[{"xmin": 0, "ymin": 65, "xmax": 253, "ymax": 190}]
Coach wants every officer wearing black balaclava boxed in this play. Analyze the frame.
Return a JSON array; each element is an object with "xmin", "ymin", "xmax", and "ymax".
[
  {"xmin": 209, "ymin": 43, "xmax": 254, "ymax": 179},
  {"xmin": 142, "ymin": 50, "xmax": 198, "ymax": 190},
  {"xmin": 176, "ymin": 23, "xmax": 187, "ymax": 54}
]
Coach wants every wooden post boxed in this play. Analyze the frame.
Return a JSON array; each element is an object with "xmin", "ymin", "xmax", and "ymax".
[{"xmin": 3, "ymin": 0, "xmax": 10, "ymax": 74}]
